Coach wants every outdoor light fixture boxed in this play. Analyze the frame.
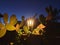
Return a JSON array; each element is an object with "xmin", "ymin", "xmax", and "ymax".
[{"xmin": 27, "ymin": 18, "xmax": 34, "ymax": 31}]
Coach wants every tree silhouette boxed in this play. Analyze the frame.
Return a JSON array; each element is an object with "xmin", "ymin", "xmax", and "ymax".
[
  {"xmin": 0, "ymin": 13, "xmax": 3, "ymax": 17},
  {"xmin": 45, "ymin": 5, "xmax": 60, "ymax": 22},
  {"xmin": 33, "ymin": 13, "xmax": 37, "ymax": 18},
  {"xmin": 21, "ymin": 16, "xmax": 25, "ymax": 21},
  {"xmin": 0, "ymin": 13, "xmax": 3, "ymax": 22},
  {"xmin": 39, "ymin": 14, "xmax": 46, "ymax": 25},
  {"xmin": 45, "ymin": 6, "xmax": 60, "ymax": 45}
]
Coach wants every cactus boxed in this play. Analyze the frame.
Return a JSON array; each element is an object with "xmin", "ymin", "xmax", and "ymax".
[{"xmin": 0, "ymin": 14, "xmax": 17, "ymax": 38}]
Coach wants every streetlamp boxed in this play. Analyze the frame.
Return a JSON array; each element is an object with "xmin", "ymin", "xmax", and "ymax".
[{"xmin": 27, "ymin": 18, "xmax": 34, "ymax": 31}]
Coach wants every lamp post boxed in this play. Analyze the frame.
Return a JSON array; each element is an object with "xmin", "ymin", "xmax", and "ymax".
[{"xmin": 27, "ymin": 18, "xmax": 34, "ymax": 32}]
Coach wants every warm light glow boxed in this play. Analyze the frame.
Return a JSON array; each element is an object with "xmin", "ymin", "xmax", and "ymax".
[
  {"xmin": 27, "ymin": 18, "xmax": 34, "ymax": 28},
  {"xmin": 10, "ymin": 42, "xmax": 14, "ymax": 45}
]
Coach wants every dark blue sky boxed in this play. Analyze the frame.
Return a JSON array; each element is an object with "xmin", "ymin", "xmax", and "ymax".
[{"xmin": 0, "ymin": 0, "xmax": 60, "ymax": 21}]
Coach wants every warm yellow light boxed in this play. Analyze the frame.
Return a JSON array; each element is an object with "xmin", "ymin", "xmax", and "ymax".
[
  {"xmin": 10, "ymin": 42, "xmax": 14, "ymax": 45},
  {"xmin": 27, "ymin": 18, "xmax": 34, "ymax": 28}
]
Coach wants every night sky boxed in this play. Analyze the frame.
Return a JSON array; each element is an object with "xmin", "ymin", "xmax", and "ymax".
[{"xmin": 0, "ymin": 0, "xmax": 60, "ymax": 21}]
